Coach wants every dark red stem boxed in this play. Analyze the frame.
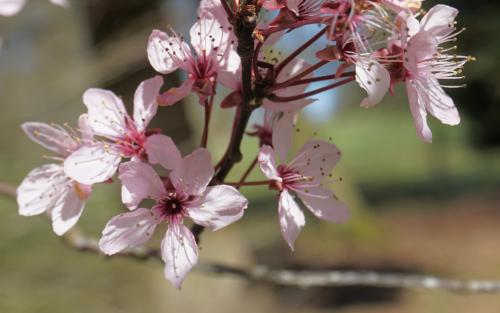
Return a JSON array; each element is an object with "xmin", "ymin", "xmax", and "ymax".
[
  {"xmin": 237, "ymin": 155, "xmax": 258, "ymax": 189},
  {"xmin": 272, "ymin": 60, "xmax": 329, "ymax": 91},
  {"xmin": 276, "ymin": 71, "xmax": 356, "ymax": 89},
  {"xmin": 226, "ymin": 180, "xmax": 270, "ymax": 187},
  {"xmin": 200, "ymin": 95, "xmax": 214, "ymax": 148},
  {"xmin": 275, "ymin": 27, "xmax": 327, "ymax": 77},
  {"xmin": 269, "ymin": 77, "xmax": 355, "ymax": 102}
]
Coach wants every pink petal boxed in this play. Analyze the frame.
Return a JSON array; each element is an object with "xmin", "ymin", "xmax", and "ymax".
[
  {"xmin": 278, "ymin": 189, "xmax": 305, "ymax": 251},
  {"xmin": 133, "ymin": 75, "xmax": 163, "ymax": 132},
  {"xmin": 99, "ymin": 208, "xmax": 160, "ymax": 255},
  {"xmin": 187, "ymin": 185, "xmax": 248, "ymax": 231},
  {"xmin": 170, "ymin": 148, "xmax": 214, "ymax": 196},
  {"xmin": 118, "ymin": 161, "xmax": 166, "ymax": 210},
  {"xmin": 83, "ymin": 88, "xmax": 127, "ymax": 140},
  {"xmin": 21, "ymin": 122, "xmax": 78, "ymax": 157},
  {"xmin": 420, "ymin": 4, "xmax": 458, "ymax": 40},
  {"xmin": 161, "ymin": 223, "xmax": 199, "ymax": 289},
  {"xmin": 144, "ymin": 134, "xmax": 182, "ymax": 170},
  {"xmin": 64, "ymin": 144, "xmax": 122, "ymax": 185},
  {"xmin": 51, "ymin": 185, "xmax": 86, "ymax": 236},
  {"xmin": 78, "ymin": 114, "xmax": 94, "ymax": 142},
  {"xmin": 147, "ymin": 29, "xmax": 192, "ymax": 74},
  {"xmin": 17, "ymin": 164, "xmax": 68, "ymax": 216},
  {"xmin": 258, "ymin": 145, "xmax": 282, "ymax": 182},
  {"xmin": 296, "ymin": 186, "xmax": 350, "ymax": 223},
  {"xmin": 157, "ymin": 79, "xmax": 195, "ymax": 107},
  {"xmin": 406, "ymin": 81, "xmax": 433, "ymax": 143},
  {"xmin": 272, "ymin": 112, "xmax": 295, "ymax": 163},
  {"xmin": 398, "ymin": 11, "xmax": 420, "ymax": 38},
  {"xmin": 199, "ymin": 0, "xmax": 229, "ymax": 23},
  {"xmin": 423, "ymin": 78, "xmax": 460, "ymax": 126},
  {"xmin": 289, "ymin": 140, "xmax": 341, "ymax": 185},
  {"xmin": 405, "ymin": 32, "xmax": 438, "ymax": 74},
  {"xmin": 218, "ymin": 68, "xmax": 241, "ymax": 91},
  {"xmin": 197, "ymin": 0, "xmax": 239, "ymax": 74},
  {"xmin": 0, "ymin": 0, "xmax": 26, "ymax": 16},
  {"xmin": 189, "ymin": 11, "xmax": 225, "ymax": 60},
  {"xmin": 355, "ymin": 58, "xmax": 390, "ymax": 108}
]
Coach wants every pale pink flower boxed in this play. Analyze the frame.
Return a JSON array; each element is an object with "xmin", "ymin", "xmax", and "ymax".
[
  {"xmin": 316, "ymin": 1, "xmax": 396, "ymax": 107},
  {"xmin": 17, "ymin": 115, "xmax": 93, "ymax": 235},
  {"xmin": 0, "ymin": 0, "xmax": 67, "ymax": 16},
  {"xmin": 258, "ymin": 112, "xmax": 349, "ymax": 250},
  {"xmin": 147, "ymin": 6, "xmax": 239, "ymax": 106},
  {"xmin": 398, "ymin": 4, "xmax": 466, "ymax": 142},
  {"xmin": 64, "ymin": 76, "xmax": 180, "ymax": 185},
  {"xmin": 99, "ymin": 149, "xmax": 248, "ymax": 288}
]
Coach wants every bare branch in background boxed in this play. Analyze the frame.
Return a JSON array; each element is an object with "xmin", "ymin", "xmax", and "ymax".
[{"xmin": 2, "ymin": 181, "xmax": 500, "ymax": 293}]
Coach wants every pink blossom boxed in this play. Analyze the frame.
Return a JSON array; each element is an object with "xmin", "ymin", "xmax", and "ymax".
[
  {"xmin": 316, "ymin": 1, "xmax": 396, "ymax": 107},
  {"xmin": 64, "ymin": 76, "xmax": 181, "ymax": 185},
  {"xmin": 395, "ymin": 5, "xmax": 466, "ymax": 142},
  {"xmin": 147, "ymin": 5, "xmax": 239, "ymax": 106},
  {"xmin": 99, "ymin": 149, "xmax": 248, "ymax": 288},
  {"xmin": 258, "ymin": 112, "xmax": 349, "ymax": 250},
  {"xmin": 17, "ymin": 115, "xmax": 93, "ymax": 235}
]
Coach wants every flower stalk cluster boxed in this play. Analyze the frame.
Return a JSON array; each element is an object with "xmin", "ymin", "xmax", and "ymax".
[{"xmin": 15, "ymin": 0, "xmax": 471, "ymax": 288}]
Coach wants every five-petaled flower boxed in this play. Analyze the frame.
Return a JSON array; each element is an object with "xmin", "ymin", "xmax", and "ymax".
[
  {"xmin": 64, "ymin": 76, "xmax": 180, "ymax": 185},
  {"xmin": 147, "ymin": 4, "xmax": 239, "ymax": 106},
  {"xmin": 397, "ymin": 4, "xmax": 467, "ymax": 143},
  {"xmin": 17, "ymin": 115, "xmax": 93, "ymax": 235},
  {"xmin": 98, "ymin": 148, "xmax": 248, "ymax": 288},
  {"xmin": 258, "ymin": 112, "xmax": 350, "ymax": 250}
]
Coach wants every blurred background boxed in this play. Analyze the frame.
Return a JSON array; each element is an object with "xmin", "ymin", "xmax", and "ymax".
[{"xmin": 0, "ymin": 0, "xmax": 499, "ymax": 312}]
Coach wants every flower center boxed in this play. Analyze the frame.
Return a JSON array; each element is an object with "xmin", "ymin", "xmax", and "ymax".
[
  {"xmin": 117, "ymin": 117, "xmax": 147, "ymax": 159},
  {"xmin": 278, "ymin": 165, "xmax": 314, "ymax": 189},
  {"xmin": 153, "ymin": 190, "xmax": 189, "ymax": 224}
]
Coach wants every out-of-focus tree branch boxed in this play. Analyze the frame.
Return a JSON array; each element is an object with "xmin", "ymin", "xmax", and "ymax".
[{"xmin": 2, "ymin": 181, "xmax": 500, "ymax": 293}]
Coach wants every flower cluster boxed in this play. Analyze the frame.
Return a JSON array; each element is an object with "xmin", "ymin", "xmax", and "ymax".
[{"xmin": 16, "ymin": 0, "xmax": 471, "ymax": 288}]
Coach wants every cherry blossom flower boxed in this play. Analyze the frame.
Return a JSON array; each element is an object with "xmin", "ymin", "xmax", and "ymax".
[
  {"xmin": 99, "ymin": 148, "xmax": 248, "ymax": 288},
  {"xmin": 0, "ymin": 0, "xmax": 67, "ymax": 16},
  {"xmin": 64, "ymin": 76, "xmax": 181, "ymax": 185},
  {"xmin": 258, "ymin": 112, "xmax": 349, "ymax": 250},
  {"xmin": 147, "ymin": 4, "xmax": 239, "ymax": 107},
  {"xmin": 316, "ymin": 1, "xmax": 397, "ymax": 107},
  {"xmin": 17, "ymin": 115, "xmax": 93, "ymax": 235},
  {"xmin": 394, "ymin": 4, "xmax": 467, "ymax": 142}
]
